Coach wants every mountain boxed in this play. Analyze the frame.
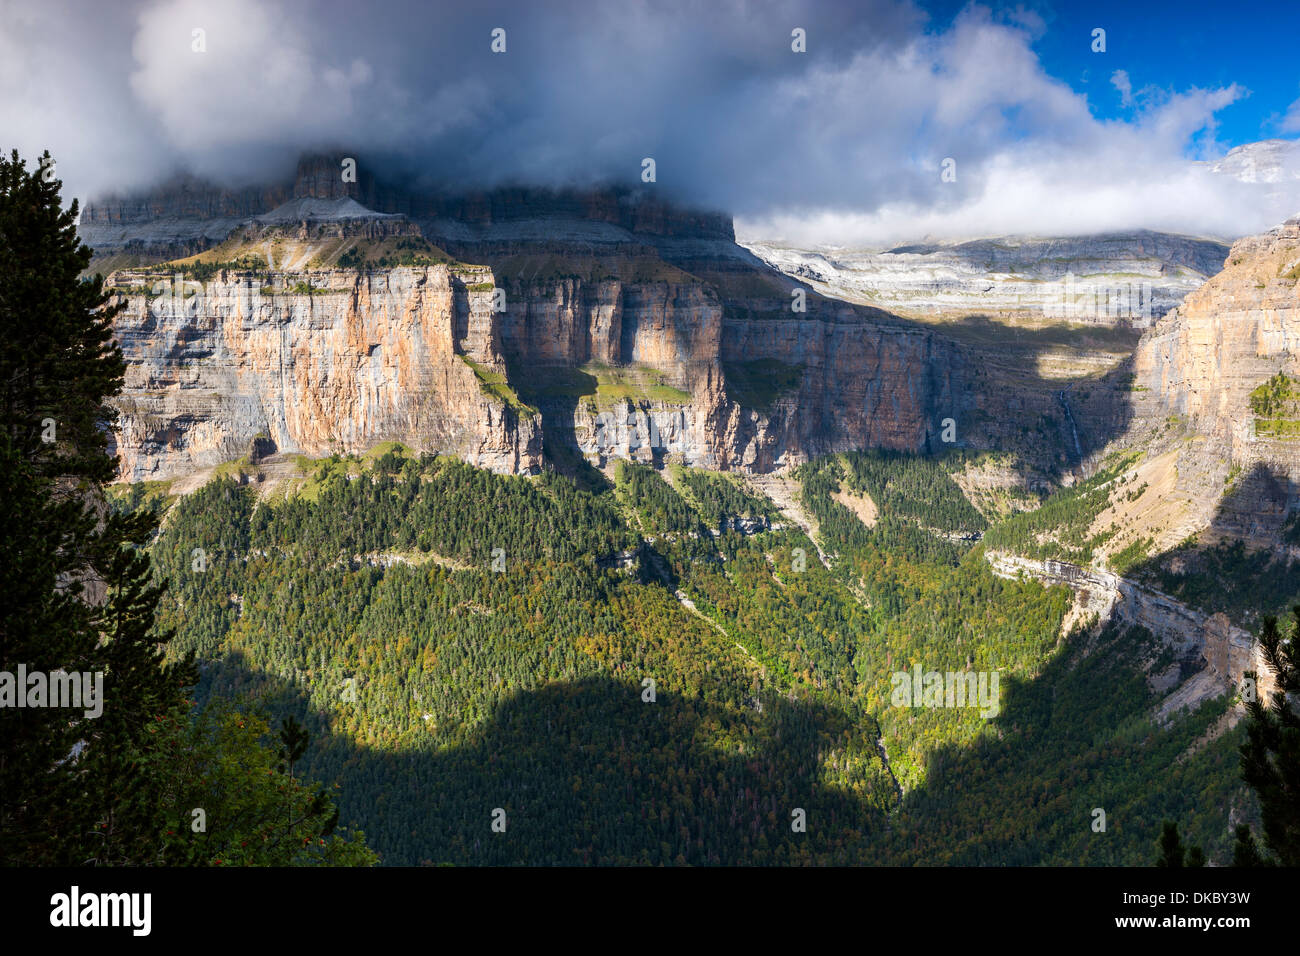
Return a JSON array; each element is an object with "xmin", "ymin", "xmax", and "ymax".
[
  {"xmin": 741, "ymin": 231, "xmax": 1229, "ymax": 326},
  {"xmin": 95, "ymin": 155, "xmax": 1106, "ymax": 487},
  {"xmin": 741, "ymin": 139, "xmax": 1300, "ymax": 328},
  {"xmin": 83, "ymin": 155, "xmax": 1300, "ymax": 866},
  {"xmin": 79, "ymin": 154, "xmax": 734, "ymax": 268},
  {"xmin": 1207, "ymin": 138, "xmax": 1300, "ymax": 184}
]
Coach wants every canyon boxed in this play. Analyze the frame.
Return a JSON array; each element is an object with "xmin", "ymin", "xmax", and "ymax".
[
  {"xmin": 89, "ymin": 155, "xmax": 1300, "ymax": 640},
  {"xmin": 81, "ymin": 153, "xmax": 1300, "ymax": 842},
  {"xmin": 89, "ymin": 155, "xmax": 1300, "ymax": 555}
]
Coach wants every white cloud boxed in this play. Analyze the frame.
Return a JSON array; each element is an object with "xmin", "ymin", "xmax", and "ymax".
[
  {"xmin": 126, "ymin": 0, "xmax": 375, "ymax": 179},
  {"xmin": 732, "ymin": 15, "xmax": 1299, "ymax": 245},
  {"xmin": 1111, "ymin": 70, "xmax": 1133, "ymax": 108},
  {"xmin": 0, "ymin": 0, "xmax": 165, "ymax": 201},
  {"xmin": 737, "ymin": 156, "xmax": 1280, "ymax": 247},
  {"xmin": 2, "ymin": 0, "xmax": 1297, "ymax": 244},
  {"xmin": 1282, "ymin": 95, "xmax": 1300, "ymax": 134}
]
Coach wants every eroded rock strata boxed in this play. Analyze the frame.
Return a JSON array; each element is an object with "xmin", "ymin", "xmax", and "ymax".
[{"xmin": 98, "ymin": 156, "xmax": 1011, "ymax": 481}]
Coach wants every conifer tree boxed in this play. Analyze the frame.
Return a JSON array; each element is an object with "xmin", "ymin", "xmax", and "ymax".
[
  {"xmin": 0, "ymin": 147, "xmax": 193, "ymax": 863},
  {"xmin": 1236, "ymin": 606, "xmax": 1300, "ymax": 866},
  {"xmin": 1156, "ymin": 821, "xmax": 1194, "ymax": 867},
  {"xmin": 0, "ymin": 148, "xmax": 373, "ymax": 866}
]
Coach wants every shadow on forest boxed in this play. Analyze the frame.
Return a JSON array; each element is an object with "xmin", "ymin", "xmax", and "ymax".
[
  {"xmin": 892, "ymin": 469, "xmax": 1299, "ymax": 866},
  {"xmin": 885, "ymin": 618, "xmax": 1246, "ymax": 866},
  {"xmin": 201, "ymin": 652, "xmax": 887, "ymax": 866},
  {"xmin": 201, "ymin": 609, "xmax": 1247, "ymax": 867}
]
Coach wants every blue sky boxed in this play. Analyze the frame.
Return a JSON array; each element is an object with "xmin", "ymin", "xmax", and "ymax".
[{"xmin": 923, "ymin": 0, "xmax": 1300, "ymax": 151}]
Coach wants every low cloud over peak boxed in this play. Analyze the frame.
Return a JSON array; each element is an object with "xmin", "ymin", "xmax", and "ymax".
[{"xmin": 3, "ymin": 0, "xmax": 1299, "ymax": 244}]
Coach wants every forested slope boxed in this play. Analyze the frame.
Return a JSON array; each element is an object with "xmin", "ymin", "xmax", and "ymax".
[{"xmin": 135, "ymin": 447, "xmax": 1253, "ymax": 864}]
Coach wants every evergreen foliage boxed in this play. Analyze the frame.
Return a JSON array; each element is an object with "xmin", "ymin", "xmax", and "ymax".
[
  {"xmin": 1236, "ymin": 607, "xmax": 1300, "ymax": 866},
  {"xmin": 142, "ymin": 444, "xmax": 1254, "ymax": 864},
  {"xmin": 0, "ymin": 148, "xmax": 373, "ymax": 866}
]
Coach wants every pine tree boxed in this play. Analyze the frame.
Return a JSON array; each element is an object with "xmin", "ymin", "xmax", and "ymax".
[
  {"xmin": 0, "ymin": 147, "xmax": 194, "ymax": 864},
  {"xmin": 0, "ymin": 149, "xmax": 374, "ymax": 866},
  {"xmin": 1155, "ymin": 821, "xmax": 1203, "ymax": 867},
  {"xmin": 278, "ymin": 715, "xmax": 310, "ymax": 779},
  {"xmin": 1231, "ymin": 824, "xmax": 1269, "ymax": 867},
  {"xmin": 1237, "ymin": 606, "xmax": 1300, "ymax": 866}
]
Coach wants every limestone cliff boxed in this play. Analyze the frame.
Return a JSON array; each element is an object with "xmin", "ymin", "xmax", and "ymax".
[
  {"xmin": 108, "ymin": 263, "xmax": 541, "ymax": 480},
  {"xmin": 93, "ymin": 154, "xmax": 1017, "ymax": 481},
  {"xmin": 1134, "ymin": 217, "xmax": 1300, "ymax": 453},
  {"xmin": 1128, "ymin": 215, "xmax": 1300, "ymax": 540},
  {"xmin": 986, "ymin": 552, "xmax": 1272, "ymax": 719},
  {"xmin": 743, "ymin": 231, "xmax": 1229, "ymax": 327}
]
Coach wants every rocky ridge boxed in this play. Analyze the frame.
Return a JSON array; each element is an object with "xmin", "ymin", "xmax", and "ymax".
[
  {"xmin": 986, "ymin": 551, "xmax": 1272, "ymax": 721},
  {"xmin": 95, "ymin": 156, "xmax": 1058, "ymax": 483},
  {"xmin": 741, "ymin": 231, "xmax": 1229, "ymax": 327},
  {"xmin": 1125, "ymin": 214, "xmax": 1300, "ymax": 542}
]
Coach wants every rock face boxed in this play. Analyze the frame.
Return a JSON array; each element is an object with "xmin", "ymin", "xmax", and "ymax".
[
  {"xmin": 106, "ymin": 240, "xmax": 977, "ymax": 480},
  {"xmin": 1128, "ymin": 215, "xmax": 1300, "ymax": 539},
  {"xmin": 1134, "ymin": 217, "xmax": 1300, "ymax": 453},
  {"xmin": 109, "ymin": 264, "xmax": 541, "ymax": 479},
  {"xmin": 717, "ymin": 316, "xmax": 964, "ymax": 464},
  {"xmin": 742, "ymin": 231, "xmax": 1230, "ymax": 326},
  {"xmin": 985, "ymin": 551, "xmax": 1272, "ymax": 718},
  {"xmin": 95, "ymin": 155, "xmax": 1020, "ymax": 481},
  {"xmin": 1206, "ymin": 139, "xmax": 1300, "ymax": 185}
]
